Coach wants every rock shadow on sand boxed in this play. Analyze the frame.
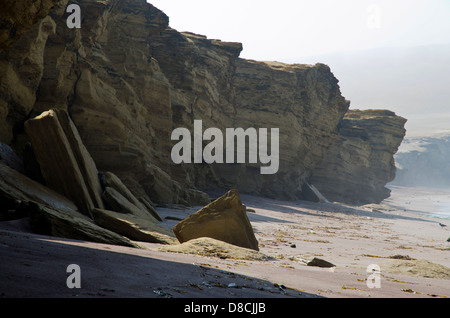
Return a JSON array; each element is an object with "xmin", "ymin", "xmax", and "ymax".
[{"xmin": 0, "ymin": 229, "xmax": 318, "ymax": 298}]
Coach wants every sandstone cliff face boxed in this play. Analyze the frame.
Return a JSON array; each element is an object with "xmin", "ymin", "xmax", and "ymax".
[
  {"xmin": 146, "ymin": 26, "xmax": 349, "ymax": 200},
  {"xmin": 0, "ymin": 0, "xmax": 405, "ymax": 208},
  {"xmin": 1, "ymin": 0, "xmax": 201, "ymax": 205},
  {"xmin": 131, "ymin": 29, "xmax": 349, "ymax": 200},
  {"xmin": 0, "ymin": 0, "xmax": 350, "ymax": 205},
  {"xmin": 228, "ymin": 60, "xmax": 348, "ymax": 199},
  {"xmin": 310, "ymin": 109, "xmax": 407, "ymax": 204},
  {"xmin": 0, "ymin": 0, "xmax": 60, "ymax": 52},
  {"xmin": 0, "ymin": 7, "xmax": 58, "ymax": 144}
]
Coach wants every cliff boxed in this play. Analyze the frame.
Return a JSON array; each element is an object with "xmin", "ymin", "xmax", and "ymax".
[
  {"xmin": 0, "ymin": 0, "xmax": 404, "ymax": 210},
  {"xmin": 310, "ymin": 109, "xmax": 407, "ymax": 204},
  {"xmin": 0, "ymin": 0, "xmax": 60, "ymax": 51},
  {"xmin": 192, "ymin": 60, "xmax": 349, "ymax": 200},
  {"xmin": 0, "ymin": 0, "xmax": 350, "ymax": 205}
]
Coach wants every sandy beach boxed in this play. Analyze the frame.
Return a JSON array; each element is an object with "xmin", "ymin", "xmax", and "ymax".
[{"xmin": 1, "ymin": 188, "xmax": 449, "ymax": 299}]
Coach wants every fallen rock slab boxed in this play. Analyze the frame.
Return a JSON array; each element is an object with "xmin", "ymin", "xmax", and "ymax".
[
  {"xmin": 158, "ymin": 237, "xmax": 270, "ymax": 261},
  {"xmin": 24, "ymin": 109, "xmax": 104, "ymax": 217},
  {"xmin": 138, "ymin": 196, "xmax": 162, "ymax": 222},
  {"xmin": 173, "ymin": 189, "xmax": 259, "ymax": 251},
  {"xmin": 55, "ymin": 109, "xmax": 105, "ymax": 211},
  {"xmin": 102, "ymin": 171, "xmax": 161, "ymax": 221},
  {"xmin": 102, "ymin": 186, "xmax": 151, "ymax": 219},
  {"xmin": 29, "ymin": 203, "xmax": 140, "ymax": 248},
  {"xmin": 0, "ymin": 142, "xmax": 25, "ymax": 173},
  {"xmin": 301, "ymin": 183, "xmax": 329, "ymax": 203},
  {"xmin": 0, "ymin": 163, "xmax": 78, "ymax": 216},
  {"xmin": 92, "ymin": 208, "xmax": 177, "ymax": 245}
]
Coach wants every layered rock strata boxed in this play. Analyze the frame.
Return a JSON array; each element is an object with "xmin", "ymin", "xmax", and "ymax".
[
  {"xmin": 310, "ymin": 109, "xmax": 407, "ymax": 204},
  {"xmin": 220, "ymin": 60, "xmax": 349, "ymax": 200},
  {"xmin": 0, "ymin": 0, "xmax": 350, "ymax": 205},
  {"xmin": 0, "ymin": 0, "xmax": 406, "ymax": 213},
  {"xmin": 0, "ymin": 0, "xmax": 60, "ymax": 51},
  {"xmin": 0, "ymin": 0, "xmax": 410, "ymax": 255}
]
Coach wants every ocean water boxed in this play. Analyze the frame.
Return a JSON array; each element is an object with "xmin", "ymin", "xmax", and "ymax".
[
  {"xmin": 432, "ymin": 201, "xmax": 450, "ymax": 220},
  {"xmin": 384, "ymin": 185, "xmax": 450, "ymax": 220}
]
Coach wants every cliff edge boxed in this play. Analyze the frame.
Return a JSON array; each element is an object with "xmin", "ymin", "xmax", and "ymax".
[
  {"xmin": 0, "ymin": 0, "xmax": 405, "ymax": 208},
  {"xmin": 310, "ymin": 109, "xmax": 407, "ymax": 204}
]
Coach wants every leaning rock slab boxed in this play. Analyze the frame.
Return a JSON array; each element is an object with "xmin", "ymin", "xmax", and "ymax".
[
  {"xmin": 0, "ymin": 142, "xmax": 25, "ymax": 173},
  {"xmin": 24, "ymin": 109, "xmax": 104, "ymax": 217},
  {"xmin": 0, "ymin": 162, "xmax": 78, "ymax": 215},
  {"xmin": 102, "ymin": 186, "xmax": 152, "ymax": 220},
  {"xmin": 29, "ymin": 203, "xmax": 140, "ymax": 248},
  {"xmin": 102, "ymin": 171, "xmax": 161, "ymax": 221},
  {"xmin": 173, "ymin": 189, "xmax": 259, "ymax": 251},
  {"xmin": 92, "ymin": 208, "xmax": 177, "ymax": 245},
  {"xmin": 54, "ymin": 109, "xmax": 105, "ymax": 211}
]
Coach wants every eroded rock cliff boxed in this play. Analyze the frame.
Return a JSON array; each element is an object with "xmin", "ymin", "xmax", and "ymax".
[
  {"xmin": 310, "ymin": 109, "xmax": 407, "ymax": 204},
  {"xmin": 228, "ymin": 60, "xmax": 348, "ymax": 200},
  {"xmin": 0, "ymin": 0, "xmax": 60, "ymax": 51},
  {"xmin": 0, "ymin": 0, "xmax": 351, "ymax": 205},
  {"xmin": 0, "ymin": 0, "xmax": 404, "ymax": 210}
]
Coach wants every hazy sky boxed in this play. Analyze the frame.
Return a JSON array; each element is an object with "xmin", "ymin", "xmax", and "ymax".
[{"xmin": 149, "ymin": 0, "xmax": 450, "ymax": 61}]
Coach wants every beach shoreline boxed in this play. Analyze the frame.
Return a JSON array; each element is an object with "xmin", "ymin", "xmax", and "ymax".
[
  {"xmin": 386, "ymin": 185, "xmax": 450, "ymax": 219},
  {"xmin": 1, "ymin": 189, "xmax": 449, "ymax": 298}
]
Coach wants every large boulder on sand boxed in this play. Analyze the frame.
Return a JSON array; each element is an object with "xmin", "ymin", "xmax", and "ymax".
[{"xmin": 173, "ymin": 190, "xmax": 259, "ymax": 251}]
